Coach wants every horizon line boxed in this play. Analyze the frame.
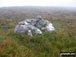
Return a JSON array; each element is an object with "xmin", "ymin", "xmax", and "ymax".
[{"xmin": 0, "ymin": 5, "xmax": 76, "ymax": 8}]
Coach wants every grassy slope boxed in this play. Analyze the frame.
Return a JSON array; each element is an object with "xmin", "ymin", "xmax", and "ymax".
[{"xmin": 0, "ymin": 7, "xmax": 76, "ymax": 57}]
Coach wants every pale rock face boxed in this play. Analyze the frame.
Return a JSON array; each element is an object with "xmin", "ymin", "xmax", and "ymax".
[
  {"xmin": 14, "ymin": 25, "xmax": 28, "ymax": 33},
  {"xmin": 27, "ymin": 25, "xmax": 42, "ymax": 35},
  {"xmin": 19, "ymin": 21, "xmax": 28, "ymax": 25},
  {"xmin": 46, "ymin": 23, "xmax": 55, "ymax": 31},
  {"xmin": 34, "ymin": 28, "xmax": 42, "ymax": 34},
  {"xmin": 14, "ymin": 18, "xmax": 55, "ymax": 36},
  {"xmin": 14, "ymin": 24, "xmax": 42, "ymax": 36},
  {"xmin": 28, "ymin": 30, "xmax": 32, "ymax": 36}
]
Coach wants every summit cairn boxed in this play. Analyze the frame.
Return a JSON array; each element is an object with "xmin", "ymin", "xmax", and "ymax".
[{"xmin": 14, "ymin": 16, "xmax": 55, "ymax": 36}]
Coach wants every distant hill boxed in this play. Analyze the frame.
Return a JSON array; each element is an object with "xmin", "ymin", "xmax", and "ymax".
[{"xmin": 0, "ymin": 6, "xmax": 76, "ymax": 21}]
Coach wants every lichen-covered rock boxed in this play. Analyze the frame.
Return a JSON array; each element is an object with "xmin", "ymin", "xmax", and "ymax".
[
  {"xmin": 14, "ymin": 24, "xmax": 42, "ymax": 36},
  {"xmin": 14, "ymin": 16, "xmax": 55, "ymax": 36}
]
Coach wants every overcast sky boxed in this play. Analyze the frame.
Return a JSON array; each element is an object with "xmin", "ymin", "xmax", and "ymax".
[{"xmin": 0, "ymin": 0, "xmax": 76, "ymax": 7}]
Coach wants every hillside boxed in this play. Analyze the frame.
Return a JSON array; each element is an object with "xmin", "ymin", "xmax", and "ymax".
[{"xmin": 0, "ymin": 6, "xmax": 76, "ymax": 57}]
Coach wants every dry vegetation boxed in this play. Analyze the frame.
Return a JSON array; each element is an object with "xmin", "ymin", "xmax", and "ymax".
[{"xmin": 0, "ymin": 6, "xmax": 76, "ymax": 57}]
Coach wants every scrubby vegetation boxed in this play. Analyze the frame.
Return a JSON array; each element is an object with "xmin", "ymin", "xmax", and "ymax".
[{"xmin": 0, "ymin": 6, "xmax": 76, "ymax": 57}]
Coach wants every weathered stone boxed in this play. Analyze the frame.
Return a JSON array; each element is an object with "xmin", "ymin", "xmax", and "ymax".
[{"xmin": 14, "ymin": 16, "xmax": 55, "ymax": 36}]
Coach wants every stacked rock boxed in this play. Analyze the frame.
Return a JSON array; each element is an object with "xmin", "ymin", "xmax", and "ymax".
[{"xmin": 14, "ymin": 16, "xmax": 55, "ymax": 36}]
